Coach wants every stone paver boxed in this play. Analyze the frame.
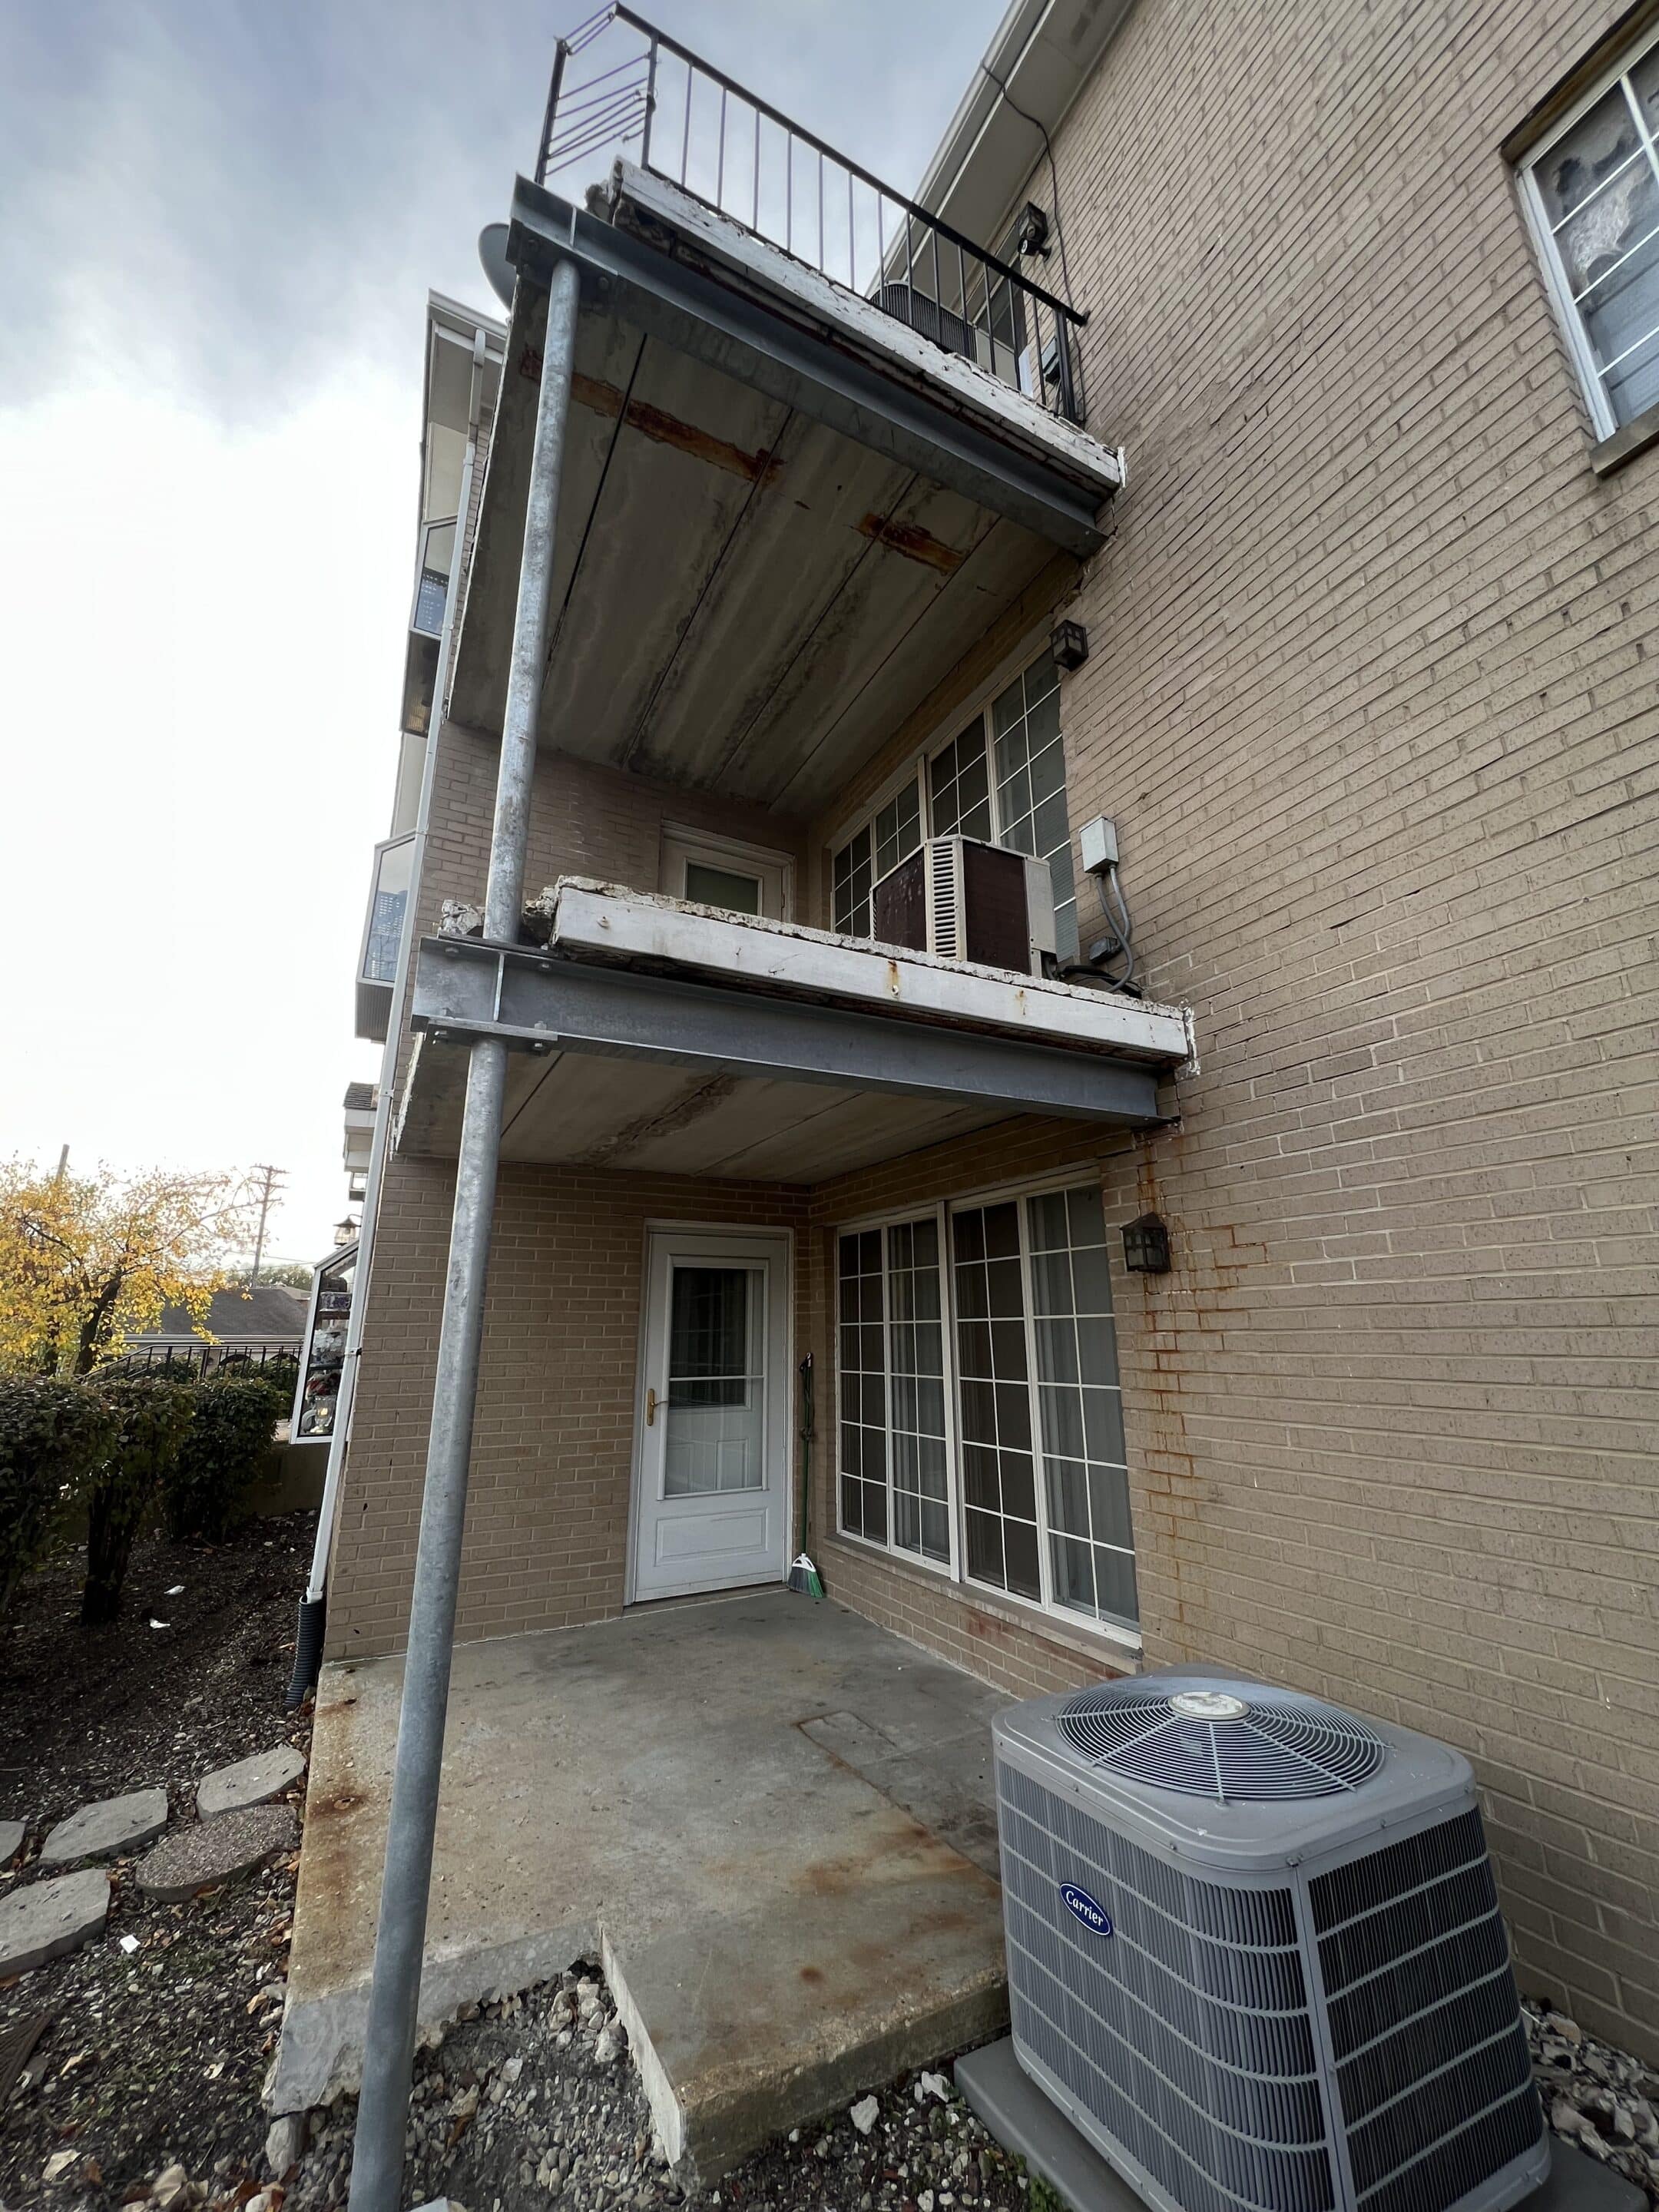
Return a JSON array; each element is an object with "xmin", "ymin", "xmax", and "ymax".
[
  {"xmin": 39, "ymin": 1788, "xmax": 168, "ymax": 1866},
  {"xmin": 197, "ymin": 1743, "xmax": 306, "ymax": 1820},
  {"xmin": 0, "ymin": 1869, "xmax": 110, "ymax": 1975},
  {"xmin": 0, "ymin": 1820, "xmax": 25, "ymax": 1866},
  {"xmin": 137, "ymin": 1804, "xmax": 297, "ymax": 1902}
]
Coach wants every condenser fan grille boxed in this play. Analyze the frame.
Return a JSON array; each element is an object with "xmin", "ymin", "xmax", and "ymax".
[{"xmin": 1057, "ymin": 1682, "xmax": 1386, "ymax": 1802}]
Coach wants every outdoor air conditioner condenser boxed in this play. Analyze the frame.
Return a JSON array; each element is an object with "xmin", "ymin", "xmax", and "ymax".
[
  {"xmin": 994, "ymin": 1665, "xmax": 1548, "ymax": 2212},
  {"xmin": 870, "ymin": 836, "xmax": 1056, "ymax": 975}
]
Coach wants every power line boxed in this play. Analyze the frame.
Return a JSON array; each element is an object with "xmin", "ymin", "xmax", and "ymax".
[{"xmin": 247, "ymin": 1165, "xmax": 288, "ymax": 1286}]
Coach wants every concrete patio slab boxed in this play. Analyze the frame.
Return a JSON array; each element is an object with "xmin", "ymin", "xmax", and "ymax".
[{"xmin": 275, "ymin": 1591, "xmax": 1009, "ymax": 2177}]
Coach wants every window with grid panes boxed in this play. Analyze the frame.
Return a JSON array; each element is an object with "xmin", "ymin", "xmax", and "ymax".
[
  {"xmin": 1521, "ymin": 31, "xmax": 1659, "ymax": 435},
  {"xmin": 950, "ymin": 1184, "xmax": 1136, "ymax": 1631},
  {"xmin": 992, "ymin": 658, "xmax": 1078, "ymax": 960},
  {"xmin": 836, "ymin": 1230, "xmax": 887, "ymax": 1541},
  {"xmin": 831, "ymin": 779, "xmax": 922, "ymax": 938},
  {"xmin": 886, "ymin": 1218, "xmax": 951, "ymax": 1562},
  {"xmin": 928, "ymin": 717, "xmax": 994, "ymax": 842},
  {"xmin": 836, "ymin": 1217, "xmax": 951, "ymax": 1565}
]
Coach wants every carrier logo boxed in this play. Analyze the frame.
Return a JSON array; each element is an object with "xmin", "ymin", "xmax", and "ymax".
[{"xmin": 1059, "ymin": 1883, "xmax": 1113, "ymax": 1936}]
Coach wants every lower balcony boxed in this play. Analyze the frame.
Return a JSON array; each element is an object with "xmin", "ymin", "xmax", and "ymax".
[{"xmin": 396, "ymin": 881, "xmax": 1190, "ymax": 1181}]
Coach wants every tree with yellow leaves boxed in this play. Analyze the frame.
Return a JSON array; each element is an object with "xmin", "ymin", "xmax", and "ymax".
[{"xmin": 0, "ymin": 1160, "xmax": 258, "ymax": 1376}]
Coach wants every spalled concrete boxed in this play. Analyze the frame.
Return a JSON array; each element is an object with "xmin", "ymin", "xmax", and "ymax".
[
  {"xmin": 39, "ymin": 1789, "xmax": 168, "ymax": 1866},
  {"xmin": 0, "ymin": 1869, "xmax": 110, "ymax": 1975},
  {"xmin": 276, "ymin": 1591, "xmax": 1009, "ymax": 2178},
  {"xmin": 198, "ymin": 1745, "xmax": 306, "ymax": 1820}
]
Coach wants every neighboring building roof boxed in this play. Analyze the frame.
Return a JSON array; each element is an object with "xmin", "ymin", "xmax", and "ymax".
[
  {"xmin": 343, "ymin": 1081, "xmax": 378, "ymax": 1111},
  {"xmin": 135, "ymin": 1285, "xmax": 309, "ymax": 1344}
]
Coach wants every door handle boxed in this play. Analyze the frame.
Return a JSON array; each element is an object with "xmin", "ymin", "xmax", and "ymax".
[{"xmin": 646, "ymin": 1386, "xmax": 657, "ymax": 1427}]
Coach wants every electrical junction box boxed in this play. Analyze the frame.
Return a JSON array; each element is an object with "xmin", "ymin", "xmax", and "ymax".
[{"xmin": 1079, "ymin": 815, "xmax": 1119, "ymax": 873}]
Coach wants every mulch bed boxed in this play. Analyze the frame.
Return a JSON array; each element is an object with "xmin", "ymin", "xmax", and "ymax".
[{"xmin": 0, "ymin": 1511, "xmax": 316, "ymax": 2207}]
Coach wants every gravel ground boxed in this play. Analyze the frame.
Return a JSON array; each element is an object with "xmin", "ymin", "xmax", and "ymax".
[
  {"xmin": 1527, "ymin": 1998, "xmax": 1659, "ymax": 2204},
  {"xmin": 288, "ymin": 1972, "xmax": 1045, "ymax": 2212},
  {"xmin": 0, "ymin": 1512, "xmax": 316, "ymax": 2209}
]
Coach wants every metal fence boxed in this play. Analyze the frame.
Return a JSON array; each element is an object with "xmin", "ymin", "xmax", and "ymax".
[
  {"xmin": 98, "ymin": 1344, "xmax": 301, "ymax": 1382},
  {"xmin": 536, "ymin": 5, "xmax": 1086, "ymax": 423}
]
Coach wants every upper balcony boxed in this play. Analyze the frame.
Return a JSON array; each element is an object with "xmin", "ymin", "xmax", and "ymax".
[{"xmin": 447, "ymin": 8, "xmax": 1124, "ymax": 821}]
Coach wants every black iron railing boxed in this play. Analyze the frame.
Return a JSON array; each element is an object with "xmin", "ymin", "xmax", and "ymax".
[
  {"xmin": 98, "ymin": 1343, "xmax": 301, "ymax": 1381},
  {"xmin": 536, "ymin": 5, "xmax": 1086, "ymax": 423}
]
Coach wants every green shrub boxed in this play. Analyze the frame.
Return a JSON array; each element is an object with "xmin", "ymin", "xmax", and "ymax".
[
  {"xmin": 0, "ymin": 1379, "xmax": 116, "ymax": 1619},
  {"xmin": 164, "ymin": 1376, "xmax": 286, "ymax": 1542},
  {"xmin": 79, "ymin": 1376, "xmax": 195, "ymax": 1624}
]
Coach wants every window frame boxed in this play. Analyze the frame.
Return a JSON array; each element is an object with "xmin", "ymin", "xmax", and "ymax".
[
  {"xmin": 832, "ymin": 1169, "xmax": 1141, "ymax": 1653},
  {"xmin": 833, "ymin": 1200, "xmax": 961, "ymax": 1583},
  {"xmin": 823, "ymin": 636, "xmax": 1071, "ymax": 946},
  {"xmin": 661, "ymin": 824, "xmax": 794, "ymax": 920},
  {"xmin": 1517, "ymin": 21, "xmax": 1659, "ymax": 442}
]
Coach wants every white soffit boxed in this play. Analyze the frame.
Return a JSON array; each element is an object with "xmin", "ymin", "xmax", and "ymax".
[
  {"xmin": 916, "ymin": 0, "xmax": 1139, "ymax": 249},
  {"xmin": 545, "ymin": 879, "xmax": 1193, "ymax": 1067}
]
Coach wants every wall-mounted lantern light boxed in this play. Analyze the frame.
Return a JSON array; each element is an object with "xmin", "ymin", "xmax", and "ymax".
[
  {"xmin": 1051, "ymin": 619, "xmax": 1089, "ymax": 672},
  {"xmin": 1121, "ymin": 1213, "xmax": 1171, "ymax": 1274}
]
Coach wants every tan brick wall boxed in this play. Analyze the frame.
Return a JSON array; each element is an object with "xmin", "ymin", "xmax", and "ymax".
[
  {"xmin": 333, "ymin": 0, "xmax": 1657, "ymax": 2066},
  {"xmin": 328, "ymin": 1161, "xmax": 808, "ymax": 1657},
  {"xmin": 977, "ymin": 0, "xmax": 1659, "ymax": 2057}
]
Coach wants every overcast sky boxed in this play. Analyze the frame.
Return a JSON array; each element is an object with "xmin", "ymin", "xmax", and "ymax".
[{"xmin": 0, "ymin": 0, "xmax": 1003, "ymax": 1264}]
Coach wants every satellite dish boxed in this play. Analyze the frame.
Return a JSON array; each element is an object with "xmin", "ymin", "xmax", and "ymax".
[{"xmin": 478, "ymin": 224, "xmax": 515, "ymax": 310}]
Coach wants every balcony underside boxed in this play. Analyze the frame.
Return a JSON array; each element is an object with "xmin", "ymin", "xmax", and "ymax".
[
  {"xmin": 398, "ymin": 894, "xmax": 1182, "ymax": 1183},
  {"xmin": 447, "ymin": 170, "xmax": 1123, "ymax": 817}
]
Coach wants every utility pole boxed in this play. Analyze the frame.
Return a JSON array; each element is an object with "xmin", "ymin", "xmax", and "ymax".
[
  {"xmin": 247, "ymin": 1164, "xmax": 286, "ymax": 1286},
  {"xmin": 53, "ymin": 1144, "xmax": 69, "ymax": 1185}
]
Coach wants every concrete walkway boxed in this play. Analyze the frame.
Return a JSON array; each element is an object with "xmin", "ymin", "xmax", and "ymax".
[{"xmin": 275, "ymin": 1591, "xmax": 1009, "ymax": 2178}]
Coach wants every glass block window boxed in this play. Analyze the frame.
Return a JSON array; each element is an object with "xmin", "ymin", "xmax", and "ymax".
[
  {"xmin": 886, "ymin": 1217, "xmax": 951, "ymax": 1564},
  {"xmin": 1521, "ymin": 31, "xmax": 1659, "ymax": 435},
  {"xmin": 837, "ymin": 1229, "xmax": 887, "ymax": 1541},
  {"xmin": 929, "ymin": 717, "xmax": 994, "ymax": 842},
  {"xmin": 832, "ymin": 778, "xmax": 922, "ymax": 937},
  {"xmin": 992, "ymin": 658, "xmax": 1077, "ymax": 961}
]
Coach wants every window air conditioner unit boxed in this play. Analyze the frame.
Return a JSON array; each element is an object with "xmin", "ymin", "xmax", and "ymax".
[
  {"xmin": 995, "ymin": 1665, "xmax": 1548, "ymax": 2212},
  {"xmin": 871, "ymin": 836, "xmax": 1055, "ymax": 976}
]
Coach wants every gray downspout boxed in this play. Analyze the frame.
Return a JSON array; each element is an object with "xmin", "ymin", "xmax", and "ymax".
[
  {"xmin": 286, "ymin": 326, "xmax": 492, "ymax": 1710},
  {"xmin": 346, "ymin": 254, "xmax": 582, "ymax": 2212}
]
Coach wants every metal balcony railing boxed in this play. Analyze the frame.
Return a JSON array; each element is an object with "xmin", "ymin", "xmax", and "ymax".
[{"xmin": 536, "ymin": 5, "xmax": 1087, "ymax": 424}]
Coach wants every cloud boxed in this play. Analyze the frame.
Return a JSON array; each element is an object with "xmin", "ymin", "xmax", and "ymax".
[{"xmin": 0, "ymin": 0, "xmax": 1005, "ymax": 1251}]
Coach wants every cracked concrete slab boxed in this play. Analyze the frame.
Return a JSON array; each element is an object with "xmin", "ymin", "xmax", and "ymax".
[{"xmin": 275, "ymin": 1591, "xmax": 1009, "ymax": 2176}]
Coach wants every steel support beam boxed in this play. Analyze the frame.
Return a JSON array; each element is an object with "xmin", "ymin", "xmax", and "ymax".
[
  {"xmin": 345, "ymin": 255, "xmax": 582, "ymax": 2212},
  {"xmin": 411, "ymin": 939, "xmax": 1166, "ymax": 1125}
]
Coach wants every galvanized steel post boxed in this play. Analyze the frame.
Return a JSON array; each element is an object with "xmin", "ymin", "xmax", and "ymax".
[{"xmin": 346, "ymin": 254, "xmax": 582, "ymax": 2212}]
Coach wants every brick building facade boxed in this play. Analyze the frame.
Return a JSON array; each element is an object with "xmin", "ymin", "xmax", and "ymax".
[{"xmin": 333, "ymin": 0, "xmax": 1658, "ymax": 2065}]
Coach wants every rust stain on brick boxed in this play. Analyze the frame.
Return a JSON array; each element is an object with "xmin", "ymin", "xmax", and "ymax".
[
  {"xmin": 568, "ymin": 372, "xmax": 783, "ymax": 485},
  {"xmin": 855, "ymin": 513, "xmax": 965, "ymax": 575}
]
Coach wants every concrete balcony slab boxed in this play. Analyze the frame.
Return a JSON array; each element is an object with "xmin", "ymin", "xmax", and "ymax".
[{"xmin": 273, "ymin": 1591, "xmax": 1011, "ymax": 2181}]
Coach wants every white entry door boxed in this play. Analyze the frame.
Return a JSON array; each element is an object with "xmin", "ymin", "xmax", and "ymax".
[{"xmin": 631, "ymin": 1230, "xmax": 791, "ymax": 1601}]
